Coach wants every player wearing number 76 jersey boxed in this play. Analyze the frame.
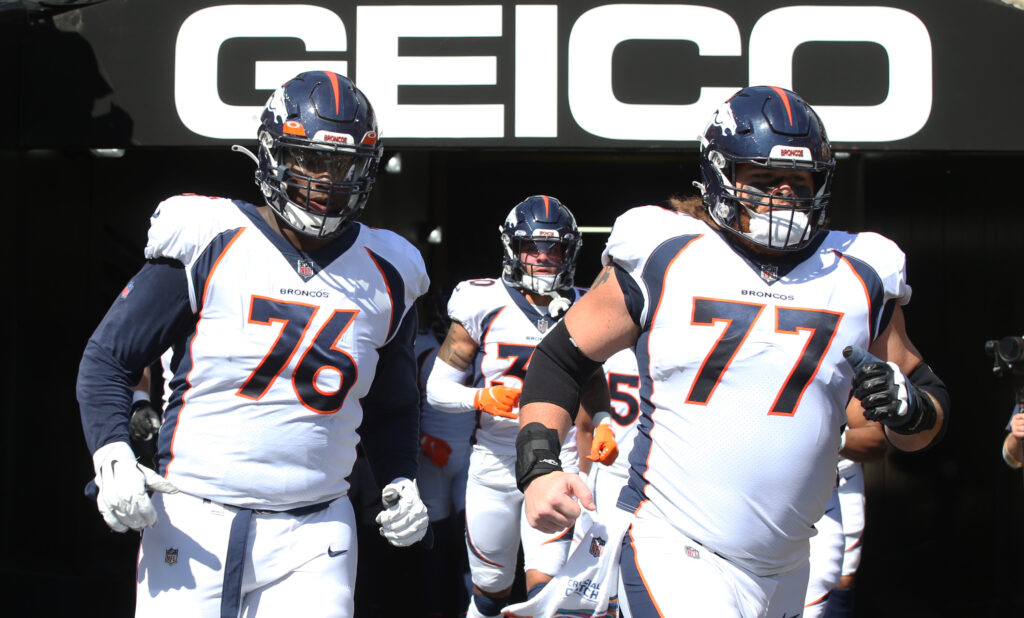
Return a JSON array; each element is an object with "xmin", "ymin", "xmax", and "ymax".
[
  {"xmin": 517, "ymin": 86, "xmax": 949, "ymax": 617},
  {"xmin": 77, "ymin": 71, "xmax": 429, "ymax": 617}
]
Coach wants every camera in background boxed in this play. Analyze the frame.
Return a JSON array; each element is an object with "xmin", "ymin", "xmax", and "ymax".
[{"xmin": 984, "ymin": 336, "xmax": 1024, "ymax": 378}]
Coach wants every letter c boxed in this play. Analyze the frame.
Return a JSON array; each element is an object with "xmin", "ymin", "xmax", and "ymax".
[{"xmin": 568, "ymin": 4, "xmax": 741, "ymax": 141}]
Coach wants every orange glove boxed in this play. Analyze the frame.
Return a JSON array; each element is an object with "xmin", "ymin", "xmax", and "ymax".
[
  {"xmin": 587, "ymin": 424, "xmax": 619, "ymax": 465},
  {"xmin": 474, "ymin": 385, "xmax": 521, "ymax": 418},
  {"xmin": 419, "ymin": 433, "xmax": 452, "ymax": 468}
]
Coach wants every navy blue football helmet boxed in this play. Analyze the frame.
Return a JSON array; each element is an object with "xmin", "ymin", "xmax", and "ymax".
[
  {"xmin": 499, "ymin": 195, "xmax": 581, "ymax": 295},
  {"xmin": 257, "ymin": 71, "xmax": 383, "ymax": 238},
  {"xmin": 697, "ymin": 85, "xmax": 835, "ymax": 251}
]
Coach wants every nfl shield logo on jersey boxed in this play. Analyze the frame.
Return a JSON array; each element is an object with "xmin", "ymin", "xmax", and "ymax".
[
  {"xmin": 297, "ymin": 259, "xmax": 315, "ymax": 278},
  {"xmin": 589, "ymin": 535, "xmax": 606, "ymax": 558},
  {"xmin": 165, "ymin": 548, "xmax": 178, "ymax": 565},
  {"xmin": 685, "ymin": 545, "xmax": 700, "ymax": 559},
  {"xmin": 758, "ymin": 263, "xmax": 779, "ymax": 283}
]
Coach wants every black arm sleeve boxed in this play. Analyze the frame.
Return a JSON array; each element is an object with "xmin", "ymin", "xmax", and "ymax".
[
  {"xmin": 358, "ymin": 307, "xmax": 421, "ymax": 489},
  {"xmin": 520, "ymin": 320, "xmax": 603, "ymax": 421},
  {"xmin": 77, "ymin": 259, "xmax": 195, "ymax": 454}
]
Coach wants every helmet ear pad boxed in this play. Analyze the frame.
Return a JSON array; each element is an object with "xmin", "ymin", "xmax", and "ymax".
[
  {"xmin": 698, "ymin": 86, "xmax": 834, "ymax": 251},
  {"xmin": 256, "ymin": 71, "xmax": 383, "ymax": 239},
  {"xmin": 499, "ymin": 195, "xmax": 582, "ymax": 295}
]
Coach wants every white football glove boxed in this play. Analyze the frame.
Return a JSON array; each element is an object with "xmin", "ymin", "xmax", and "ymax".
[
  {"xmin": 374, "ymin": 477, "xmax": 429, "ymax": 547},
  {"xmin": 92, "ymin": 441, "xmax": 178, "ymax": 532}
]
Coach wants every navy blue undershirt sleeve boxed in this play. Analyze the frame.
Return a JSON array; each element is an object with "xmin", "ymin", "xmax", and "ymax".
[
  {"xmin": 613, "ymin": 262, "xmax": 644, "ymax": 326},
  {"xmin": 358, "ymin": 306, "xmax": 421, "ymax": 488},
  {"xmin": 77, "ymin": 259, "xmax": 195, "ymax": 454}
]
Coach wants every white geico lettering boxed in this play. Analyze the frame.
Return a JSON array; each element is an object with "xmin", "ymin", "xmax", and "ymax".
[
  {"xmin": 174, "ymin": 4, "xmax": 349, "ymax": 139},
  {"xmin": 748, "ymin": 6, "xmax": 932, "ymax": 142},
  {"xmin": 356, "ymin": 5, "xmax": 504, "ymax": 138},
  {"xmin": 568, "ymin": 4, "xmax": 741, "ymax": 141},
  {"xmin": 174, "ymin": 4, "xmax": 932, "ymax": 143}
]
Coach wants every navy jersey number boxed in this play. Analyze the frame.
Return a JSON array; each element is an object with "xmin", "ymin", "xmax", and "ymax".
[
  {"xmin": 607, "ymin": 373, "xmax": 640, "ymax": 426},
  {"xmin": 491, "ymin": 343, "xmax": 535, "ymax": 388},
  {"xmin": 238, "ymin": 296, "xmax": 359, "ymax": 414},
  {"xmin": 687, "ymin": 298, "xmax": 842, "ymax": 416}
]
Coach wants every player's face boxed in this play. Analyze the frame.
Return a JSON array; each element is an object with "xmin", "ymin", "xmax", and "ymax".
[
  {"xmin": 520, "ymin": 240, "xmax": 564, "ymax": 275},
  {"xmin": 734, "ymin": 164, "xmax": 815, "ymax": 228},
  {"xmin": 282, "ymin": 148, "xmax": 359, "ymax": 214}
]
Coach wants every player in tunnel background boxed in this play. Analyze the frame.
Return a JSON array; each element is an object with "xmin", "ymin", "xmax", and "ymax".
[
  {"xmin": 77, "ymin": 70, "xmax": 430, "ymax": 617},
  {"xmin": 425, "ymin": 195, "xmax": 611, "ymax": 618}
]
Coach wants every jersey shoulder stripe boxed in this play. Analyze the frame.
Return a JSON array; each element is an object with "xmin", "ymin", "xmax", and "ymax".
[
  {"xmin": 145, "ymin": 195, "xmax": 255, "ymax": 266},
  {"xmin": 191, "ymin": 227, "xmax": 247, "ymax": 314},
  {"xmin": 447, "ymin": 278, "xmax": 508, "ymax": 342},
  {"xmin": 602, "ymin": 206, "xmax": 706, "ymax": 271},
  {"xmin": 826, "ymin": 230, "xmax": 910, "ymax": 304},
  {"xmin": 358, "ymin": 225, "xmax": 430, "ymax": 306}
]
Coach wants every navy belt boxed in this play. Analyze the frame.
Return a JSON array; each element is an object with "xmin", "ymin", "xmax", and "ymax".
[{"xmin": 219, "ymin": 499, "xmax": 333, "ymax": 618}]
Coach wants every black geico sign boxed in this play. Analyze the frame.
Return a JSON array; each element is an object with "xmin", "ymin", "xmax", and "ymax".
[{"xmin": 61, "ymin": 1, "xmax": 1024, "ymax": 150}]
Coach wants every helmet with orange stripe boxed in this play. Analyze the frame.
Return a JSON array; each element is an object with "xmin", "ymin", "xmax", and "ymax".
[
  {"xmin": 257, "ymin": 71, "xmax": 383, "ymax": 238},
  {"xmin": 696, "ymin": 86, "xmax": 835, "ymax": 251},
  {"xmin": 499, "ymin": 195, "xmax": 581, "ymax": 295}
]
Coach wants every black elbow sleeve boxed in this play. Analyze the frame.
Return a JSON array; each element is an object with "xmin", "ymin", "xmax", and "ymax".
[{"xmin": 521, "ymin": 320, "xmax": 603, "ymax": 421}]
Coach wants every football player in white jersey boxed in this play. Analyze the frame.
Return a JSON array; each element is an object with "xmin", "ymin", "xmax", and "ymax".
[
  {"xmin": 425, "ymin": 195, "xmax": 609, "ymax": 618},
  {"xmin": 77, "ymin": 71, "xmax": 430, "ymax": 617},
  {"xmin": 515, "ymin": 86, "xmax": 949, "ymax": 617}
]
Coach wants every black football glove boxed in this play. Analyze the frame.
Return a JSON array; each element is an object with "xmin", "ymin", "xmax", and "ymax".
[
  {"xmin": 128, "ymin": 399, "xmax": 162, "ymax": 444},
  {"xmin": 843, "ymin": 346, "xmax": 935, "ymax": 435}
]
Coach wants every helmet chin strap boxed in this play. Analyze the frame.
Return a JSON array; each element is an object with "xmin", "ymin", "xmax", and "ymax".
[{"xmin": 546, "ymin": 290, "xmax": 572, "ymax": 320}]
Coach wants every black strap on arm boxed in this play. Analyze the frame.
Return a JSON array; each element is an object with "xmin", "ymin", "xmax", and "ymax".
[
  {"xmin": 520, "ymin": 320, "xmax": 603, "ymax": 422},
  {"xmin": 515, "ymin": 422, "xmax": 563, "ymax": 491}
]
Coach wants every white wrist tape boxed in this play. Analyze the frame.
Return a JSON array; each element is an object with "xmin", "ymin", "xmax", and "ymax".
[{"xmin": 425, "ymin": 357, "xmax": 478, "ymax": 413}]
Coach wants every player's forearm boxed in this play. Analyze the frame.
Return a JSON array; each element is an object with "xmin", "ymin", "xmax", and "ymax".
[
  {"xmin": 359, "ymin": 311, "xmax": 421, "ymax": 485},
  {"xmin": 839, "ymin": 425, "xmax": 887, "ymax": 463},
  {"xmin": 1003, "ymin": 433, "xmax": 1023, "ymax": 469},
  {"xmin": 884, "ymin": 393, "xmax": 945, "ymax": 453},
  {"xmin": 424, "ymin": 357, "xmax": 478, "ymax": 412},
  {"xmin": 519, "ymin": 402, "xmax": 573, "ymax": 441},
  {"xmin": 77, "ymin": 339, "xmax": 136, "ymax": 453}
]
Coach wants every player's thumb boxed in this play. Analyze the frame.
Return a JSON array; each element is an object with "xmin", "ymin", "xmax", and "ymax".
[
  {"xmin": 141, "ymin": 466, "xmax": 179, "ymax": 494},
  {"xmin": 569, "ymin": 474, "xmax": 596, "ymax": 511},
  {"xmin": 842, "ymin": 345, "xmax": 882, "ymax": 372}
]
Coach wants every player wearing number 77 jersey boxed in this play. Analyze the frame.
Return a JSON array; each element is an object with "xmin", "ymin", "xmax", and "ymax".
[
  {"xmin": 77, "ymin": 71, "xmax": 429, "ymax": 617},
  {"xmin": 517, "ymin": 86, "xmax": 949, "ymax": 617}
]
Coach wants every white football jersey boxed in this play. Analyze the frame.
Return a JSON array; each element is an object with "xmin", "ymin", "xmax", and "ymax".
[
  {"xmin": 144, "ymin": 195, "xmax": 428, "ymax": 509},
  {"xmin": 604, "ymin": 205, "xmax": 910, "ymax": 576},
  {"xmin": 447, "ymin": 278, "xmax": 583, "ymax": 455}
]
